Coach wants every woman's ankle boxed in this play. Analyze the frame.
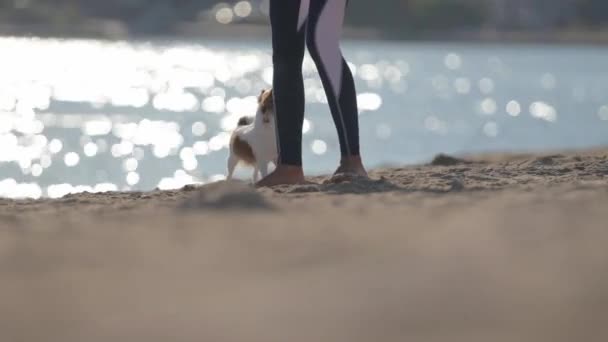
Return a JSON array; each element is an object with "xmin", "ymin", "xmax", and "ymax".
[{"xmin": 335, "ymin": 155, "xmax": 367, "ymax": 176}]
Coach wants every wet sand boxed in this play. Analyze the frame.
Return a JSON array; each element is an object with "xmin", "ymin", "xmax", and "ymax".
[{"xmin": 1, "ymin": 148, "xmax": 608, "ymax": 342}]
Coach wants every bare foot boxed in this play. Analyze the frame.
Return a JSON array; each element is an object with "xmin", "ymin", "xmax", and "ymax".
[
  {"xmin": 255, "ymin": 165, "xmax": 306, "ymax": 187},
  {"xmin": 334, "ymin": 156, "xmax": 368, "ymax": 178}
]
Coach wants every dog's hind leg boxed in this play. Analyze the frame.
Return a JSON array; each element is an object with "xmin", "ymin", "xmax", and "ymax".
[
  {"xmin": 252, "ymin": 166, "xmax": 260, "ymax": 183},
  {"xmin": 258, "ymin": 161, "xmax": 269, "ymax": 179},
  {"xmin": 227, "ymin": 154, "xmax": 238, "ymax": 180}
]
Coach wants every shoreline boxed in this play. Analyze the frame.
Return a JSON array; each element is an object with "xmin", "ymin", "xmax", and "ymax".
[
  {"xmin": 2, "ymin": 146, "xmax": 607, "ymax": 210},
  {"xmin": 2, "ymin": 21, "xmax": 608, "ymax": 45}
]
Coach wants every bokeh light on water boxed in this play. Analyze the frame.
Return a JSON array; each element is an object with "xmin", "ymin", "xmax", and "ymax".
[{"xmin": 1, "ymin": 37, "xmax": 608, "ymax": 199}]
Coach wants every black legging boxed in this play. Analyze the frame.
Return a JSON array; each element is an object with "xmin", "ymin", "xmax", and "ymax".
[{"xmin": 270, "ymin": 0, "xmax": 360, "ymax": 166}]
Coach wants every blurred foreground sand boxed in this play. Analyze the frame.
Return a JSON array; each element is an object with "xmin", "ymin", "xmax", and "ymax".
[{"xmin": 1, "ymin": 149, "xmax": 608, "ymax": 342}]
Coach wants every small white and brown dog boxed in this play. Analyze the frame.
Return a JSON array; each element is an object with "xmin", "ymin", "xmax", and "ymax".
[{"xmin": 227, "ymin": 89, "xmax": 277, "ymax": 182}]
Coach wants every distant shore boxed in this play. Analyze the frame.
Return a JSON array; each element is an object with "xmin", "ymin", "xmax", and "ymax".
[{"xmin": 2, "ymin": 20, "xmax": 608, "ymax": 45}]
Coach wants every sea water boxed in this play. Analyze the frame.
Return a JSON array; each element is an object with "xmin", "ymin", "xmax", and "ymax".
[{"xmin": 1, "ymin": 37, "xmax": 607, "ymax": 198}]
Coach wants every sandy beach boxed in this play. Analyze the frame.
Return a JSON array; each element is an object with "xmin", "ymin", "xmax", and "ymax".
[{"xmin": 1, "ymin": 148, "xmax": 608, "ymax": 342}]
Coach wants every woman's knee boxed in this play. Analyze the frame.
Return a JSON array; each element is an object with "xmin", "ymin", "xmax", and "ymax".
[
  {"xmin": 273, "ymin": 42, "xmax": 305, "ymax": 68},
  {"xmin": 305, "ymin": 27, "xmax": 341, "ymax": 63},
  {"xmin": 305, "ymin": 30, "xmax": 319, "ymax": 57}
]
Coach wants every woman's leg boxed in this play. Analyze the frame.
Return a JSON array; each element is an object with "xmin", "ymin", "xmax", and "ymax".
[
  {"xmin": 270, "ymin": 0, "xmax": 307, "ymax": 166},
  {"xmin": 256, "ymin": 0, "xmax": 308, "ymax": 186},
  {"xmin": 306, "ymin": 0, "xmax": 366, "ymax": 176}
]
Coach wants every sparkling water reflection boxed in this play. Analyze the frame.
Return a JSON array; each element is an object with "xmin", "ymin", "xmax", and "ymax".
[{"xmin": 1, "ymin": 37, "xmax": 608, "ymax": 198}]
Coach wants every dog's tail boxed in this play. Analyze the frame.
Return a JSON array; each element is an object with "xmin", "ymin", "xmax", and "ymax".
[{"xmin": 237, "ymin": 116, "xmax": 254, "ymax": 127}]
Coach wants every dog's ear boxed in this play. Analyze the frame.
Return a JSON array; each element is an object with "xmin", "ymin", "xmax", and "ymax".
[
  {"xmin": 259, "ymin": 90, "xmax": 274, "ymax": 113},
  {"xmin": 258, "ymin": 89, "xmax": 265, "ymax": 102}
]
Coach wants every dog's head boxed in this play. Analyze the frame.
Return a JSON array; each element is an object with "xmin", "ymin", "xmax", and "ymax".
[{"xmin": 257, "ymin": 89, "xmax": 274, "ymax": 124}]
